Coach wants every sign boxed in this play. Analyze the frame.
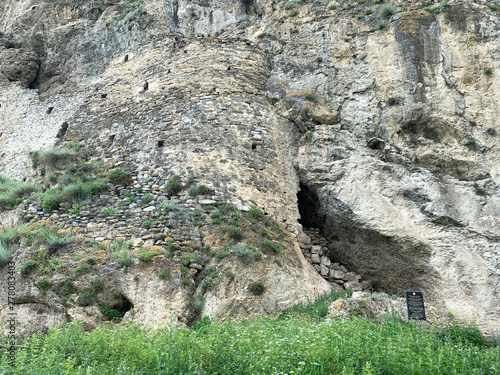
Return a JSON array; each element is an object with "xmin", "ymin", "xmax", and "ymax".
[{"xmin": 405, "ymin": 291, "xmax": 426, "ymax": 320}]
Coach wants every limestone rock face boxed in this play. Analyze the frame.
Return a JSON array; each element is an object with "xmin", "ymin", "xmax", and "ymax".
[{"xmin": 1, "ymin": 0, "xmax": 500, "ymax": 335}]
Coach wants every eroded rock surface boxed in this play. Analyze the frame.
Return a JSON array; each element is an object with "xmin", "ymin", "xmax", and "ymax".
[{"xmin": 1, "ymin": 0, "xmax": 500, "ymax": 335}]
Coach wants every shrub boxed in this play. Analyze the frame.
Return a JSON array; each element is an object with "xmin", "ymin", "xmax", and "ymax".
[
  {"xmin": 112, "ymin": 240, "xmax": 132, "ymax": 268},
  {"xmin": 436, "ymin": 322, "xmax": 488, "ymax": 347},
  {"xmin": 93, "ymin": 279, "xmax": 104, "ymax": 293},
  {"xmin": 36, "ymin": 278, "xmax": 52, "ymax": 295},
  {"xmin": 234, "ymin": 245, "xmax": 255, "ymax": 264},
  {"xmin": 261, "ymin": 239, "xmax": 281, "ymax": 254},
  {"xmin": 165, "ymin": 175, "xmax": 183, "ymax": 195},
  {"xmin": 375, "ymin": 19, "xmax": 387, "ymax": 29},
  {"xmin": 304, "ymin": 93, "xmax": 316, "ymax": 101},
  {"xmin": 249, "ymin": 281, "xmax": 266, "ymax": 295},
  {"xmin": 31, "ymin": 149, "xmax": 75, "ymax": 170},
  {"xmin": 284, "ymin": 2, "xmax": 293, "ymax": 10},
  {"xmin": 160, "ymin": 200, "xmax": 179, "ymax": 212},
  {"xmin": 106, "ymin": 168, "xmax": 132, "ymax": 184},
  {"xmin": 379, "ymin": 3, "xmax": 398, "ymax": 18},
  {"xmin": 227, "ymin": 226, "xmax": 244, "ymax": 241},
  {"xmin": 210, "ymin": 211, "xmax": 224, "ymax": 224},
  {"xmin": 180, "ymin": 253, "xmax": 194, "ymax": 266},
  {"xmin": 19, "ymin": 260, "xmax": 39, "ymax": 276},
  {"xmin": 142, "ymin": 193, "xmax": 154, "ymax": 203},
  {"xmin": 288, "ymin": 9, "xmax": 298, "ymax": 17},
  {"xmin": 198, "ymin": 185, "xmax": 212, "ymax": 195},
  {"xmin": 191, "ymin": 297, "xmax": 205, "ymax": 314},
  {"xmin": 140, "ymin": 219, "xmax": 153, "ymax": 229},
  {"xmin": 157, "ymin": 267, "xmax": 172, "ymax": 280},
  {"xmin": 74, "ymin": 263, "xmax": 90, "ymax": 275},
  {"xmin": 247, "ymin": 205, "xmax": 264, "ymax": 221},
  {"xmin": 138, "ymin": 249, "xmax": 159, "ymax": 262},
  {"xmin": 225, "ymin": 270, "xmax": 235, "ymax": 280},
  {"xmin": 188, "ymin": 185, "xmax": 199, "ymax": 197},
  {"xmin": 0, "ymin": 241, "xmax": 14, "ymax": 263},
  {"xmin": 63, "ymin": 179, "xmax": 107, "ymax": 200},
  {"xmin": 102, "ymin": 206, "xmax": 117, "ymax": 216},
  {"xmin": 100, "ymin": 305, "xmax": 122, "ymax": 321},
  {"xmin": 216, "ymin": 246, "xmax": 231, "ymax": 260},
  {"xmin": 0, "ymin": 175, "xmax": 39, "ymax": 210},
  {"xmin": 327, "ymin": 1, "xmax": 338, "ymax": 10}
]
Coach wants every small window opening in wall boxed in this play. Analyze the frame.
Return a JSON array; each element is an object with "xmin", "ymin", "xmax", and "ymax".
[
  {"xmin": 123, "ymin": 54, "xmax": 129, "ymax": 63},
  {"xmin": 101, "ymin": 93, "xmax": 107, "ymax": 99},
  {"xmin": 252, "ymin": 144, "xmax": 257, "ymax": 150},
  {"xmin": 109, "ymin": 134, "xmax": 116, "ymax": 144},
  {"xmin": 56, "ymin": 122, "xmax": 69, "ymax": 139},
  {"xmin": 46, "ymin": 106, "xmax": 54, "ymax": 114},
  {"xmin": 143, "ymin": 81, "xmax": 149, "ymax": 92},
  {"xmin": 157, "ymin": 140, "xmax": 165, "ymax": 147}
]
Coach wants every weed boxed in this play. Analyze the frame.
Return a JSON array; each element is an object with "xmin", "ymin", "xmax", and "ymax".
[
  {"xmin": 0, "ymin": 175, "xmax": 39, "ymax": 210},
  {"xmin": 261, "ymin": 239, "xmax": 281, "ymax": 254},
  {"xmin": 100, "ymin": 306, "xmax": 122, "ymax": 321},
  {"xmin": 191, "ymin": 297, "xmax": 205, "ymax": 314},
  {"xmin": 366, "ymin": 8, "xmax": 373, "ymax": 14},
  {"xmin": 74, "ymin": 263, "xmax": 90, "ymax": 275},
  {"xmin": 138, "ymin": 249, "xmax": 160, "ymax": 262},
  {"xmin": 92, "ymin": 279, "xmax": 104, "ymax": 293},
  {"xmin": 165, "ymin": 175, "xmax": 183, "ymax": 195},
  {"xmin": 216, "ymin": 246, "xmax": 231, "ymax": 260},
  {"xmin": 180, "ymin": 253, "xmax": 195, "ymax": 266},
  {"xmin": 247, "ymin": 205, "xmax": 265, "ymax": 221},
  {"xmin": 36, "ymin": 278, "xmax": 52, "ymax": 295},
  {"xmin": 112, "ymin": 240, "xmax": 132, "ymax": 268},
  {"xmin": 234, "ymin": 245, "xmax": 255, "ymax": 264},
  {"xmin": 288, "ymin": 9, "xmax": 298, "ymax": 17},
  {"xmin": 102, "ymin": 206, "xmax": 117, "ymax": 216},
  {"xmin": 224, "ymin": 270, "xmax": 235, "ymax": 280},
  {"xmin": 140, "ymin": 219, "xmax": 153, "ymax": 229},
  {"xmin": 423, "ymin": 1, "xmax": 450, "ymax": 13},
  {"xmin": 486, "ymin": 2, "xmax": 500, "ymax": 11},
  {"xmin": 142, "ymin": 193, "xmax": 154, "ymax": 203},
  {"xmin": 157, "ymin": 267, "xmax": 172, "ymax": 280},
  {"xmin": 375, "ymin": 19, "xmax": 387, "ymax": 29},
  {"xmin": 359, "ymin": 53, "xmax": 367, "ymax": 60},
  {"xmin": 304, "ymin": 93, "xmax": 316, "ymax": 101},
  {"xmin": 327, "ymin": 1, "xmax": 338, "ymax": 10},
  {"xmin": 0, "ymin": 241, "xmax": 14, "ymax": 263},
  {"xmin": 484, "ymin": 67, "xmax": 494, "ymax": 76},
  {"xmin": 249, "ymin": 281, "xmax": 266, "ymax": 295},
  {"xmin": 19, "ymin": 260, "xmax": 39, "ymax": 276},
  {"xmin": 284, "ymin": 2, "xmax": 293, "ymax": 10},
  {"xmin": 106, "ymin": 167, "xmax": 131, "ymax": 184},
  {"xmin": 379, "ymin": 3, "xmax": 398, "ymax": 18},
  {"xmin": 160, "ymin": 200, "xmax": 179, "ymax": 212},
  {"xmin": 226, "ymin": 226, "xmax": 243, "ymax": 241}
]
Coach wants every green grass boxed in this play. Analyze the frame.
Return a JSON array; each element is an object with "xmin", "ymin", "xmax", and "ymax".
[
  {"xmin": 112, "ymin": 240, "xmax": 132, "ymax": 268},
  {"xmin": 0, "ymin": 313, "xmax": 498, "ymax": 374},
  {"xmin": 0, "ymin": 175, "xmax": 39, "ymax": 210},
  {"xmin": 31, "ymin": 149, "xmax": 76, "ymax": 170},
  {"xmin": 18, "ymin": 260, "xmax": 39, "ymax": 276},
  {"xmin": 0, "ymin": 240, "xmax": 14, "ymax": 263},
  {"xmin": 156, "ymin": 267, "xmax": 171, "ymax": 280},
  {"xmin": 261, "ymin": 238, "xmax": 281, "ymax": 254},
  {"xmin": 246, "ymin": 205, "xmax": 265, "ymax": 221},
  {"xmin": 379, "ymin": 3, "xmax": 398, "ymax": 18}
]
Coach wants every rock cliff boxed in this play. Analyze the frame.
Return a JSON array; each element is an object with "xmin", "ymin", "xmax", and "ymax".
[{"xmin": 1, "ymin": 0, "xmax": 499, "ymax": 336}]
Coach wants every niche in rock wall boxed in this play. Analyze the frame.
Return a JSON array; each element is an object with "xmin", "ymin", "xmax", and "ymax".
[
  {"xmin": 297, "ymin": 182, "xmax": 325, "ymax": 229},
  {"xmin": 107, "ymin": 294, "xmax": 133, "ymax": 320},
  {"xmin": 56, "ymin": 122, "xmax": 68, "ymax": 139}
]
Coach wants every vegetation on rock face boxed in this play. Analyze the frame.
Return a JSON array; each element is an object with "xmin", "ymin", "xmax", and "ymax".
[{"xmin": 0, "ymin": 175, "xmax": 38, "ymax": 210}]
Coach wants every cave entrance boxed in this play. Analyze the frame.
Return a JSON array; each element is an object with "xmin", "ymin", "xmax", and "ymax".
[{"xmin": 297, "ymin": 182, "xmax": 324, "ymax": 230}]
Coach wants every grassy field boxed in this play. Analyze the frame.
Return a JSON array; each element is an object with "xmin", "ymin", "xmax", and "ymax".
[{"xmin": 0, "ymin": 311, "xmax": 498, "ymax": 374}]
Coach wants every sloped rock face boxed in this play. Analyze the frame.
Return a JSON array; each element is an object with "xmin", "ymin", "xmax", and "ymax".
[{"xmin": 1, "ymin": 0, "xmax": 500, "ymax": 335}]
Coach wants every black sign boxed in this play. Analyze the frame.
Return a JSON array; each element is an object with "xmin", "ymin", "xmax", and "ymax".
[{"xmin": 405, "ymin": 291, "xmax": 426, "ymax": 320}]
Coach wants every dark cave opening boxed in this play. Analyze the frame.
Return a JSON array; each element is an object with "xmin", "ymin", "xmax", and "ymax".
[
  {"xmin": 113, "ymin": 294, "xmax": 133, "ymax": 318},
  {"xmin": 297, "ymin": 182, "xmax": 324, "ymax": 230}
]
